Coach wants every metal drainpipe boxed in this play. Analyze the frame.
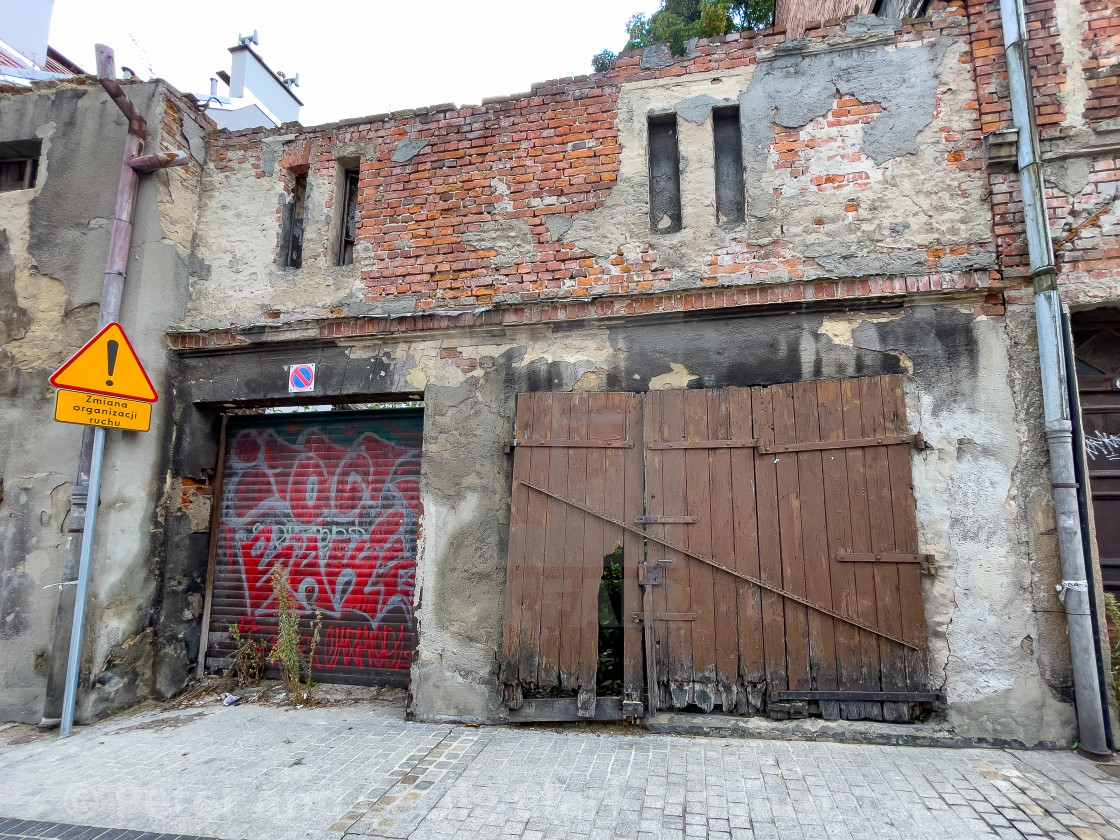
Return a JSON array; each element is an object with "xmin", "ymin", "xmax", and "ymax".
[
  {"xmin": 999, "ymin": 0, "xmax": 1111, "ymax": 758},
  {"xmin": 43, "ymin": 44, "xmax": 189, "ymax": 728}
]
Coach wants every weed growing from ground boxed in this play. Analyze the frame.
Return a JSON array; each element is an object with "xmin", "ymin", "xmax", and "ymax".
[
  {"xmin": 268, "ymin": 564, "xmax": 321, "ymax": 705},
  {"xmin": 1106, "ymin": 592, "xmax": 1120, "ymax": 708}
]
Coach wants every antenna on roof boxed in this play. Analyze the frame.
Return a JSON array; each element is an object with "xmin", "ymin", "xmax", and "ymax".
[{"xmin": 237, "ymin": 29, "xmax": 259, "ymax": 47}]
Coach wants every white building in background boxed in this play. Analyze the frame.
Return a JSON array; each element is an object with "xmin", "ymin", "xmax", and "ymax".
[
  {"xmin": 0, "ymin": 0, "xmax": 84, "ymax": 87},
  {"xmin": 198, "ymin": 32, "xmax": 303, "ymax": 131}
]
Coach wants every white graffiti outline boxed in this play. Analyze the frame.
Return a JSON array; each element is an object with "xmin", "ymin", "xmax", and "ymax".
[
  {"xmin": 1085, "ymin": 428, "xmax": 1120, "ymax": 462},
  {"xmin": 220, "ymin": 427, "xmax": 421, "ymax": 646}
]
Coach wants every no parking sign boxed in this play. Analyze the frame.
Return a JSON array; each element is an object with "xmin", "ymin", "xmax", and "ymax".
[{"xmin": 289, "ymin": 363, "xmax": 316, "ymax": 393}]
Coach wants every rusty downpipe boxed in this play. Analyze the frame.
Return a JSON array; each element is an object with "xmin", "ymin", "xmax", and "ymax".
[
  {"xmin": 43, "ymin": 45, "xmax": 188, "ymax": 728},
  {"xmin": 71, "ymin": 46, "xmax": 188, "ymax": 500}
]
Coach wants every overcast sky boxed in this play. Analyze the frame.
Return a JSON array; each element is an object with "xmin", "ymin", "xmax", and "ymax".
[{"xmin": 48, "ymin": 0, "xmax": 661, "ymax": 126}]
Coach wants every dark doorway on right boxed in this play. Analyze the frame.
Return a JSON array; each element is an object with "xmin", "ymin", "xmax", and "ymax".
[{"xmin": 1072, "ymin": 309, "xmax": 1120, "ymax": 597}]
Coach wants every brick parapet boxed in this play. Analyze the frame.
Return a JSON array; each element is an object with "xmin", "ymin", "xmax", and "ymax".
[{"xmin": 203, "ymin": 2, "xmax": 991, "ymax": 320}]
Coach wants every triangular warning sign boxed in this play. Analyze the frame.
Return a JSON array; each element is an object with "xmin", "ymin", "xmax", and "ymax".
[{"xmin": 51, "ymin": 323, "xmax": 158, "ymax": 402}]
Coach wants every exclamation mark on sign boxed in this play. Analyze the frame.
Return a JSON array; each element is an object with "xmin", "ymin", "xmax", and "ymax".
[{"xmin": 106, "ymin": 340, "xmax": 119, "ymax": 387}]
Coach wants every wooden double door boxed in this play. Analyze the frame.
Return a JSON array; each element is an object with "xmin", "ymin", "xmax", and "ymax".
[{"xmin": 499, "ymin": 375, "xmax": 935, "ymax": 722}]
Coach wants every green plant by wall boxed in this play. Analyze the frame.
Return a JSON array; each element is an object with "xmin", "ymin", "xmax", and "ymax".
[
  {"xmin": 1106, "ymin": 592, "xmax": 1120, "ymax": 708},
  {"xmin": 592, "ymin": 0, "xmax": 777, "ymax": 70},
  {"xmin": 268, "ymin": 565, "xmax": 321, "ymax": 704},
  {"xmin": 224, "ymin": 623, "xmax": 266, "ymax": 688}
]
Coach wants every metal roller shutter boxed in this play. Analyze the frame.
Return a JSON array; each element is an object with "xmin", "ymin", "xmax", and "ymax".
[{"xmin": 204, "ymin": 409, "xmax": 423, "ymax": 687}]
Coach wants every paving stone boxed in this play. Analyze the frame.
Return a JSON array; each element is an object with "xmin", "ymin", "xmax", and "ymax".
[{"xmin": 3, "ymin": 706, "xmax": 1120, "ymax": 840}]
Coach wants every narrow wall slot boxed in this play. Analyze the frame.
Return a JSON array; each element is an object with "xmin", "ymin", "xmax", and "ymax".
[
  {"xmin": 336, "ymin": 166, "xmax": 360, "ymax": 266},
  {"xmin": 284, "ymin": 172, "xmax": 308, "ymax": 269},
  {"xmin": 648, "ymin": 114, "xmax": 682, "ymax": 234},
  {"xmin": 713, "ymin": 107, "xmax": 745, "ymax": 225}
]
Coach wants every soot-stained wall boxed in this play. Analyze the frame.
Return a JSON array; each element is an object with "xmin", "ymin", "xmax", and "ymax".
[
  {"xmin": 167, "ymin": 300, "xmax": 1075, "ymax": 745},
  {"xmin": 0, "ymin": 78, "xmax": 209, "ymax": 724}
]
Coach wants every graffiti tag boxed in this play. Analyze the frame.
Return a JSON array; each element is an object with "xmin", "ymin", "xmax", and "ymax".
[{"xmin": 219, "ymin": 423, "xmax": 421, "ymax": 677}]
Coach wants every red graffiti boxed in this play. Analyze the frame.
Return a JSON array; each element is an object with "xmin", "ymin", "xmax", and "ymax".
[{"xmin": 219, "ymin": 423, "xmax": 421, "ymax": 678}]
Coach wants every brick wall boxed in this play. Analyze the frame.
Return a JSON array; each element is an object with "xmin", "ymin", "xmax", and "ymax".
[
  {"xmin": 967, "ymin": 0, "xmax": 1120, "ymax": 304},
  {"xmin": 1082, "ymin": 0, "xmax": 1120, "ymax": 125},
  {"xmin": 199, "ymin": 1, "xmax": 1000, "ymax": 336}
]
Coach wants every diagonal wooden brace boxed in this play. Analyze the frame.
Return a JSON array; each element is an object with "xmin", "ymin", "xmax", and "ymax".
[{"xmin": 519, "ymin": 479, "xmax": 923, "ymax": 651}]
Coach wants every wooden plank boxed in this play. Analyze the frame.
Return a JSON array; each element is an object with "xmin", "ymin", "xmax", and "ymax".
[
  {"xmin": 707, "ymin": 389, "xmax": 739, "ymax": 713},
  {"xmin": 660, "ymin": 390, "xmax": 694, "ymax": 707},
  {"xmin": 841, "ymin": 378, "xmax": 884, "ymax": 721},
  {"xmin": 772, "ymin": 384, "xmax": 810, "ymax": 709},
  {"xmin": 513, "ymin": 440, "xmax": 633, "ymax": 449},
  {"xmin": 500, "ymin": 396, "xmax": 534, "ymax": 700},
  {"xmin": 537, "ymin": 395, "xmax": 568, "ymax": 687},
  {"xmin": 579, "ymin": 395, "xmax": 608, "ymax": 712},
  {"xmin": 881, "ymin": 375, "xmax": 928, "ymax": 703},
  {"xmin": 816, "ymin": 379, "xmax": 866, "ymax": 720},
  {"xmin": 507, "ymin": 696, "xmax": 625, "ymax": 722},
  {"xmin": 730, "ymin": 387, "xmax": 765, "ymax": 714},
  {"xmin": 771, "ymin": 690, "xmax": 943, "ymax": 703},
  {"xmin": 518, "ymin": 393, "xmax": 552, "ymax": 684},
  {"xmin": 560, "ymin": 394, "xmax": 588, "ymax": 690},
  {"xmin": 644, "ymin": 392, "xmax": 669, "ymax": 711},
  {"xmin": 684, "ymin": 389, "xmax": 717, "ymax": 712},
  {"xmin": 792, "ymin": 381, "xmax": 840, "ymax": 720},
  {"xmin": 753, "ymin": 386, "xmax": 790, "ymax": 716},
  {"xmin": 861, "ymin": 376, "xmax": 907, "ymax": 722},
  {"xmin": 622, "ymin": 395, "xmax": 647, "ymax": 713}
]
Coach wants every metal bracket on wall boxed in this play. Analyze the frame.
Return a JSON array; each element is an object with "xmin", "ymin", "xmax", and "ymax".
[
  {"xmin": 503, "ymin": 438, "xmax": 633, "ymax": 454},
  {"xmin": 644, "ymin": 433, "xmax": 924, "ymax": 454}
]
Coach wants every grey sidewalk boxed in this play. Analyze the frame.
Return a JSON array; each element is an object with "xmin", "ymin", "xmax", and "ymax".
[{"xmin": 1, "ymin": 701, "xmax": 1119, "ymax": 840}]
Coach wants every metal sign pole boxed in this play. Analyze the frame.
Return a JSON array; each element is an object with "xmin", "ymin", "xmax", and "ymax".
[{"xmin": 60, "ymin": 425, "xmax": 106, "ymax": 738}]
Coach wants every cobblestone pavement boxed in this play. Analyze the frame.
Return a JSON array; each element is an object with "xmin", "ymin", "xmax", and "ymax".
[{"xmin": 1, "ymin": 703, "xmax": 1118, "ymax": 840}]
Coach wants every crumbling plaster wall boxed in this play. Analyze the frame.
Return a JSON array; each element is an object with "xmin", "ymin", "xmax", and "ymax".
[
  {"xmin": 169, "ymin": 300, "xmax": 1074, "ymax": 744},
  {"xmin": 0, "ymin": 79, "xmax": 207, "ymax": 724},
  {"xmin": 187, "ymin": 133, "xmax": 371, "ymax": 329},
  {"xmin": 184, "ymin": 13, "xmax": 993, "ymax": 333},
  {"xmin": 571, "ymin": 23, "xmax": 993, "ymax": 289}
]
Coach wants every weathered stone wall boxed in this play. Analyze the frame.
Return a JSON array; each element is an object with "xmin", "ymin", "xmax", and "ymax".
[
  {"xmin": 0, "ymin": 0, "xmax": 1107, "ymax": 745},
  {"xmin": 968, "ymin": 0, "xmax": 1120, "ymax": 305},
  {"xmin": 0, "ymin": 77, "xmax": 209, "ymax": 724},
  {"xmin": 166, "ymin": 299, "xmax": 1075, "ymax": 745},
  {"xmin": 160, "ymin": 1, "xmax": 1097, "ymax": 745}
]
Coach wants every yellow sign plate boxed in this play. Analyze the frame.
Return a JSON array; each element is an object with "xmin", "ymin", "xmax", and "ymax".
[
  {"xmin": 54, "ymin": 389, "xmax": 152, "ymax": 432},
  {"xmin": 50, "ymin": 322, "xmax": 158, "ymax": 402}
]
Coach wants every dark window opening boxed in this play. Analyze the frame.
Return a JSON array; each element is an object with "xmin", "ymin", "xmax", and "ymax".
[
  {"xmin": 284, "ymin": 172, "xmax": 307, "ymax": 269},
  {"xmin": 336, "ymin": 167, "xmax": 359, "ymax": 266},
  {"xmin": 713, "ymin": 107, "xmax": 745, "ymax": 225},
  {"xmin": 648, "ymin": 114, "xmax": 682, "ymax": 234},
  {"xmin": 0, "ymin": 139, "xmax": 41, "ymax": 192}
]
